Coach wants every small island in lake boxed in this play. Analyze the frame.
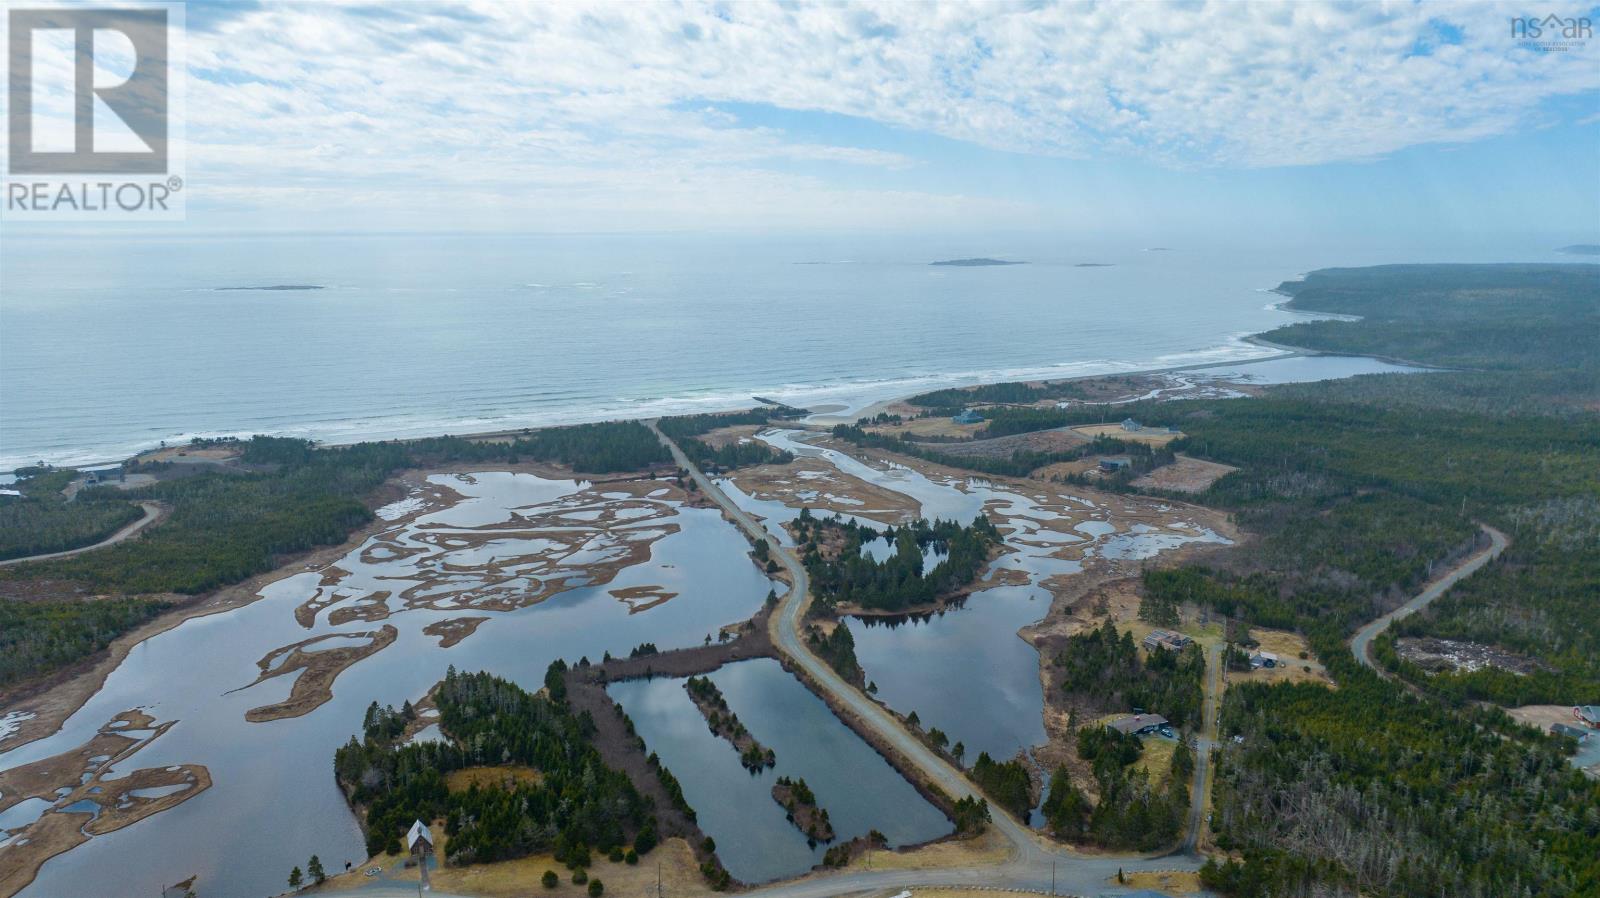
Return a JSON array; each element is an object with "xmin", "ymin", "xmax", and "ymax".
[
  {"xmin": 772, "ymin": 775, "xmax": 835, "ymax": 842},
  {"xmin": 684, "ymin": 675, "xmax": 776, "ymax": 772},
  {"xmin": 930, "ymin": 258, "xmax": 1026, "ymax": 267}
]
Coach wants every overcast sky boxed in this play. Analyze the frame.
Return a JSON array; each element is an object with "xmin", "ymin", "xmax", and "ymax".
[{"xmin": 6, "ymin": 0, "xmax": 1599, "ymax": 241}]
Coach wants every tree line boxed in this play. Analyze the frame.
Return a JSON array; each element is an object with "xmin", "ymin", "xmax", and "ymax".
[
  {"xmin": 333, "ymin": 664, "xmax": 659, "ymax": 865},
  {"xmin": 1138, "ymin": 264, "xmax": 1600, "ymax": 897},
  {"xmin": 0, "ymin": 467, "xmax": 142, "ymax": 561}
]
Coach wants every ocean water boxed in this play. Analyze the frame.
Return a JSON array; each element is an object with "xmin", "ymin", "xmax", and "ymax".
[{"xmin": 0, "ymin": 233, "xmax": 1566, "ymax": 470}]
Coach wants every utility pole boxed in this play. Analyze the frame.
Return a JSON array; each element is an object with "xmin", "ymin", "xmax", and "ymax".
[{"xmin": 1051, "ymin": 860, "xmax": 1056, "ymax": 896}]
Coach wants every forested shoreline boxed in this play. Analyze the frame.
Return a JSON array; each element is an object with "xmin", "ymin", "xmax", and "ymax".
[
  {"xmin": 792, "ymin": 511, "xmax": 1002, "ymax": 613},
  {"xmin": 0, "ymin": 421, "xmax": 671, "ymax": 693},
  {"xmin": 334, "ymin": 666, "xmax": 660, "ymax": 864},
  {"xmin": 658, "ymin": 408, "xmax": 802, "ymax": 470}
]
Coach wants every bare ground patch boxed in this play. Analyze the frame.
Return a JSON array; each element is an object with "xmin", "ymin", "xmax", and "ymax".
[
  {"xmin": 1395, "ymin": 636, "xmax": 1549, "ymax": 676},
  {"xmin": 726, "ymin": 458, "xmax": 920, "ymax": 523},
  {"xmin": 423, "ymin": 616, "xmax": 490, "ymax": 648},
  {"xmin": 1071, "ymin": 423, "xmax": 1181, "ymax": 447},
  {"xmin": 913, "ymin": 427, "xmax": 1088, "ymax": 460},
  {"xmin": 0, "ymin": 709, "xmax": 210, "ymax": 898},
  {"xmin": 238, "ymin": 625, "xmax": 399, "ymax": 722},
  {"xmin": 1131, "ymin": 454, "xmax": 1239, "ymax": 493}
]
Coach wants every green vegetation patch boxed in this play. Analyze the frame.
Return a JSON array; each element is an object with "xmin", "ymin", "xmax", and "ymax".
[
  {"xmin": 1054, "ymin": 620, "xmax": 1204, "ymax": 729},
  {"xmin": 0, "ymin": 595, "xmax": 173, "ymax": 689},
  {"xmin": 334, "ymin": 665, "xmax": 659, "ymax": 864},
  {"xmin": 793, "ymin": 510, "xmax": 1001, "ymax": 613},
  {"xmin": 1263, "ymin": 263, "xmax": 1599, "ymax": 370}
]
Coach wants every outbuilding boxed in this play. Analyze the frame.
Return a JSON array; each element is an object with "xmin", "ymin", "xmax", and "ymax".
[
  {"xmin": 952, "ymin": 409, "xmax": 985, "ymax": 425},
  {"xmin": 1553, "ymin": 723, "xmax": 1590, "ymax": 742},
  {"xmin": 1249, "ymin": 650, "xmax": 1280, "ymax": 669},
  {"xmin": 1143, "ymin": 629, "xmax": 1193, "ymax": 652}
]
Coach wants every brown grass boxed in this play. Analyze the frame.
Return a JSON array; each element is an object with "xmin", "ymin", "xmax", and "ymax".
[
  {"xmin": 445, "ymin": 766, "xmax": 543, "ymax": 791},
  {"xmin": 830, "ymin": 828, "xmax": 1011, "ymax": 872},
  {"xmin": 1131, "ymin": 455, "xmax": 1239, "ymax": 493},
  {"xmin": 241, "ymin": 625, "xmax": 399, "ymax": 722},
  {"xmin": 1071, "ymin": 423, "xmax": 1181, "ymax": 446},
  {"xmin": 698, "ymin": 424, "xmax": 766, "ymax": 449},
  {"xmin": 1230, "ymin": 629, "xmax": 1331, "ymax": 688},
  {"xmin": 1116, "ymin": 869, "xmax": 1205, "ymax": 895},
  {"xmin": 1506, "ymin": 705, "xmax": 1585, "ymax": 731},
  {"xmin": 867, "ymin": 417, "xmax": 986, "ymax": 439},
  {"xmin": 338, "ymin": 837, "xmax": 709, "ymax": 898}
]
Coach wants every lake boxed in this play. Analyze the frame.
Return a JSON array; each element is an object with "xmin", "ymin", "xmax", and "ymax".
[
  {"xmin": 608, "ymin": 658, "xmax": 950, "ymax": 883},
  {"xmin": 0, "ymin": 472, "xmax": 777, "ymax": 898}
]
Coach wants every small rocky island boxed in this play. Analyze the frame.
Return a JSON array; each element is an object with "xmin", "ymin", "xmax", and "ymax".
[
  {"xmin": 215, "ymin": 284, "xmax": 326, "ymax": 291},
  {"xmin": 929, "ymin": 258, "xmax": 1026, "ymax": 267},
  {"xmin": 684, "ymin": 675, "xmax": 776, "ymax": 772},
  {"xmin": 772, "ymin": 775, "xmax": 835, "ymax": 843}
]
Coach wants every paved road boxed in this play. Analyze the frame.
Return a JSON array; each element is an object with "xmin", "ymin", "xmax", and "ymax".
[
  {"xmin": 648, "ymin": 422, "xmax": 1202, "ymax": 897},
  {"xmin": 1351, "ymin": 525, "xmax": 1509, "ymax": 674},
  {"xmin": 0, "ymin": 500, "xmax": 164, "ymax": 567}
]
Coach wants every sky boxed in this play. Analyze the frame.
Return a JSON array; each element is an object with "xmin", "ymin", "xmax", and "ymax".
[{"xmin": 3, "ymin": 0, "xmax": 1599, "ymax": 243}]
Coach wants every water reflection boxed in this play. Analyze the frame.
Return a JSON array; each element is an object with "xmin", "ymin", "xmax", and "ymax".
[
  {"xmin": 608, "ymin": 658, "xmax": 949, "ymax": 883},
  {"xmin": 3, "ymin": 473, "xmax": 776, "ymax": 898},
  {"xmin": 722, "ymin": 430, "xmax": 1230, "ymax": 767}
]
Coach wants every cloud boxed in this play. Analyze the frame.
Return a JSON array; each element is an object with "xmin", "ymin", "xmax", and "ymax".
[{"xmin": 25, "ymin": 0, "xmax": 1599, "ymax": 228}]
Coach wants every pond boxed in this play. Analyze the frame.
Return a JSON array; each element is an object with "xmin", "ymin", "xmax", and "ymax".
[
  {"xmin": 723, "ymin": 430, "xmax": 1229, "ymax": 767},
  {"xmin": 1187, "ymin": 354, "xmax": 1435, "ymax": 384},
  {"xmin": 608, "ymin": 658, "xmax": 950, "ymax": 883},
  {"xmin": 1, "ymin": 472, "xmax": 777, "ymax": 898}
]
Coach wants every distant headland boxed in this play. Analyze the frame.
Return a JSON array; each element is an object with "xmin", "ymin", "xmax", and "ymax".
[{"xmin": 1556, "ymin": 244, "xmax": 1600, "ymax": 256}]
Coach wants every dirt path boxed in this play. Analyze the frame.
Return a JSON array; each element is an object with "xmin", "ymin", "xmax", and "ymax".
[
  {"xmin": 1179, "ymin": 643, "xmax": 1223, "ymax": 856},
  {"xmin": 1351, "ymin": 525, "xmax": 1510, "ymax": 676},
  {"xmin": 0, "ymin": 501, "xmax": 166, "ymax": 567}
]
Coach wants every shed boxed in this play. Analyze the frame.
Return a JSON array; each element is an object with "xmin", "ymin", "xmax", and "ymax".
[
  {"xmin": 1249, "ymin": 650, "xmax": 1280, "ymax": 669},
  {"xmin": 952, "ymin": 409, "xmax": 985, "ymax": 425},
  {"xmin": 1577, "ymin": 706, "xmax": 1600, "ymax": 726},
  {"xmin": 1099, "ymin": 457, "xmax": 1132, "ymax": 473}
]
